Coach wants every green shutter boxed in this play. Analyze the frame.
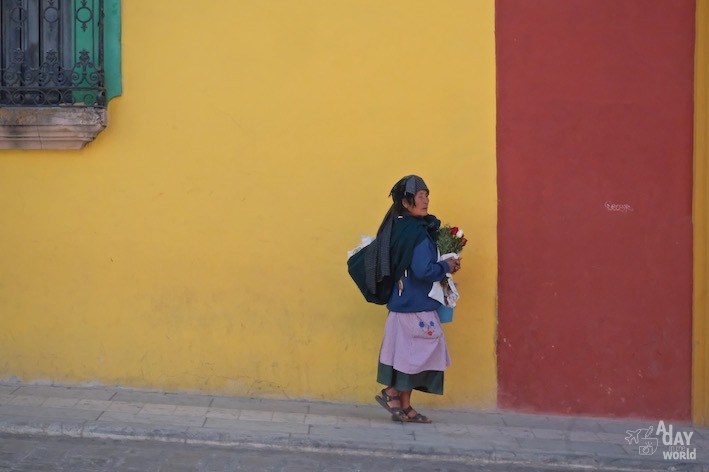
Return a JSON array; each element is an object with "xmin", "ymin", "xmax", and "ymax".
[
  {"xmin": 71, "ymin": 0, "xmax": 121, "ymax": 105},
  {"xmin": 103, "ymin": 0, "xmax": 122, "ymax": 102}
]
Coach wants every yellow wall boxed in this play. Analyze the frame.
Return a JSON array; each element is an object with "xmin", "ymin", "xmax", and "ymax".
[
  {"xmin": 694, "ymin": 0, "xmax": 709, "ymax": 425},
  {"xmin": 0, "ymin": 1, "xmax": 497, "ymax": 408}
]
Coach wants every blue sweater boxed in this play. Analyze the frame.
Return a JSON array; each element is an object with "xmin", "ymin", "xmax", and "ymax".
[{"xmin": 387, "ymin": 237, "xmax": 449, "ymax": 312}]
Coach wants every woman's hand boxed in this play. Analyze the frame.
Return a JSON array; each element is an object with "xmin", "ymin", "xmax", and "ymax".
[{"xmin": 445, "ymin": 257, "xmax": 462, "ymax": 274}]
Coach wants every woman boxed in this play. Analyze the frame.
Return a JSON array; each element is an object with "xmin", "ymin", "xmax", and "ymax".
[{"xmin": 369, "ymin": 175, "xmax": 461, "ymax": 423}]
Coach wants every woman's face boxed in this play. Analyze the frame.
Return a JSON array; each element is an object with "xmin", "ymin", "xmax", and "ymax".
[{"xmin": 403, "ymin": 190, "xmax": 429, "ymax": 217}]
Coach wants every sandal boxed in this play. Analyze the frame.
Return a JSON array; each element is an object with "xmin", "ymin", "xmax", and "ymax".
[
  {"xmin": 399, "ymin": 406, "xmax": 432, "ymax": 424},
  {"xmin": 375, "ymin": 388, "xmax": 405, "ymax": 419}
]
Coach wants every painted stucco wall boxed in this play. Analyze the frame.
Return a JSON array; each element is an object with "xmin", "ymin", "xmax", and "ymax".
[
  {"xmin": 0, "ymin": 1, "xmax": 497, "ymax": 408},
  {"xmin": 496, "ymin": 0, "xmax": 695, "ymax": 420},
  {"xmin": 694, "ymin": 0, "xmax": 709, "ymax": 426}
]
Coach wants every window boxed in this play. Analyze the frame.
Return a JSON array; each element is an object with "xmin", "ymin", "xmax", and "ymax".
[{"xmin": 0, "ymin": 0, "xmax": 121, "ymax": 149}]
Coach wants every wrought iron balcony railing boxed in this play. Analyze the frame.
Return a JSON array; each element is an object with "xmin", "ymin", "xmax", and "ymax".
[{"xmin": 0, "ymin": 0, "xmax": 104, "ymax": 107}]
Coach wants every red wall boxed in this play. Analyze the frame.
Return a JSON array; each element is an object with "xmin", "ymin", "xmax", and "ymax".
[{"xmin": 496, "ymin": 0, "xmax": 695, "ymax": 420}]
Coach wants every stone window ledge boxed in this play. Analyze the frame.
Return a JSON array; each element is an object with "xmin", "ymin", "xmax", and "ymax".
[{"xmin": 0, "ymin": 107, "xmax": 107, "ymax": 150}]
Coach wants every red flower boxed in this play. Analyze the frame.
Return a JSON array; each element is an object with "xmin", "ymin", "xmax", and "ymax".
[
  {"xmin": 462, "ymin": 237, "xmax": 468, "ymax": 247},
  {"xmin": 450, "ymin": 226, "xmax": 459, "ymax": 235}
]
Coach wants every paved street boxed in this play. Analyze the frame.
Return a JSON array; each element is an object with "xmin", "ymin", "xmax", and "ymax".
[
  {"xmin": 0, "ymin": 435, "xmax": 625, "ymax": 472},
  {"xmin": 0, "ymin": 383, "xmax": 707, "ymax": 471}
]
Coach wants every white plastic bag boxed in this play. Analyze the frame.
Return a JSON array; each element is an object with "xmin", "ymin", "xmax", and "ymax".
[
  {"xmin": 347, "ymin": 235, "xmax": 374, "ymax": 259},
  {"xmin": 428, "ymin": 252, "xmax": 460, "ymax": 307}
]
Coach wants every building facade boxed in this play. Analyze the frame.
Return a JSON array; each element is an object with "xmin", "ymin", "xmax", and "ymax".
[{"xmin": 0, "ymin": 0, "xmax": 707, "ymax": 424}]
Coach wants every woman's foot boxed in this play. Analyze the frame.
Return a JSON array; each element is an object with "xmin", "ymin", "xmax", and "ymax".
[
  {"xmin": 375, "ymin": 388, "xmax": 405, "ymax": 419},
  {"xmin": 397, "ymin": 406, "xmax": 432, "ymax": 423}
]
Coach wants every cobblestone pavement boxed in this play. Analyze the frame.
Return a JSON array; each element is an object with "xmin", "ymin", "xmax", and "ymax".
[{"xmin": 0, "ymin": 435, "xmax": 623, "ymax": 472}]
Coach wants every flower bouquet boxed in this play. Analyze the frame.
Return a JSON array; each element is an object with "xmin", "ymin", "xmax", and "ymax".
[
  {"xmin": 437, "ymin": 225, "xmax": 468, "ymax": 255},
  {"xmin": 430, "ymin": 225, "xmax": 467, "ymax": 323}
]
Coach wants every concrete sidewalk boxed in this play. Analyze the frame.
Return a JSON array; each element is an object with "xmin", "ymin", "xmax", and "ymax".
[{"xmin": 0, "ymin": 382, "xmax": 706, "ymax": 471}]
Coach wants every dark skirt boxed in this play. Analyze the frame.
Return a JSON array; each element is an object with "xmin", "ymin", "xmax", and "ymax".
[{"xmin": 377, "ymin": 362, "xmax": 445, "ymax": 395}]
